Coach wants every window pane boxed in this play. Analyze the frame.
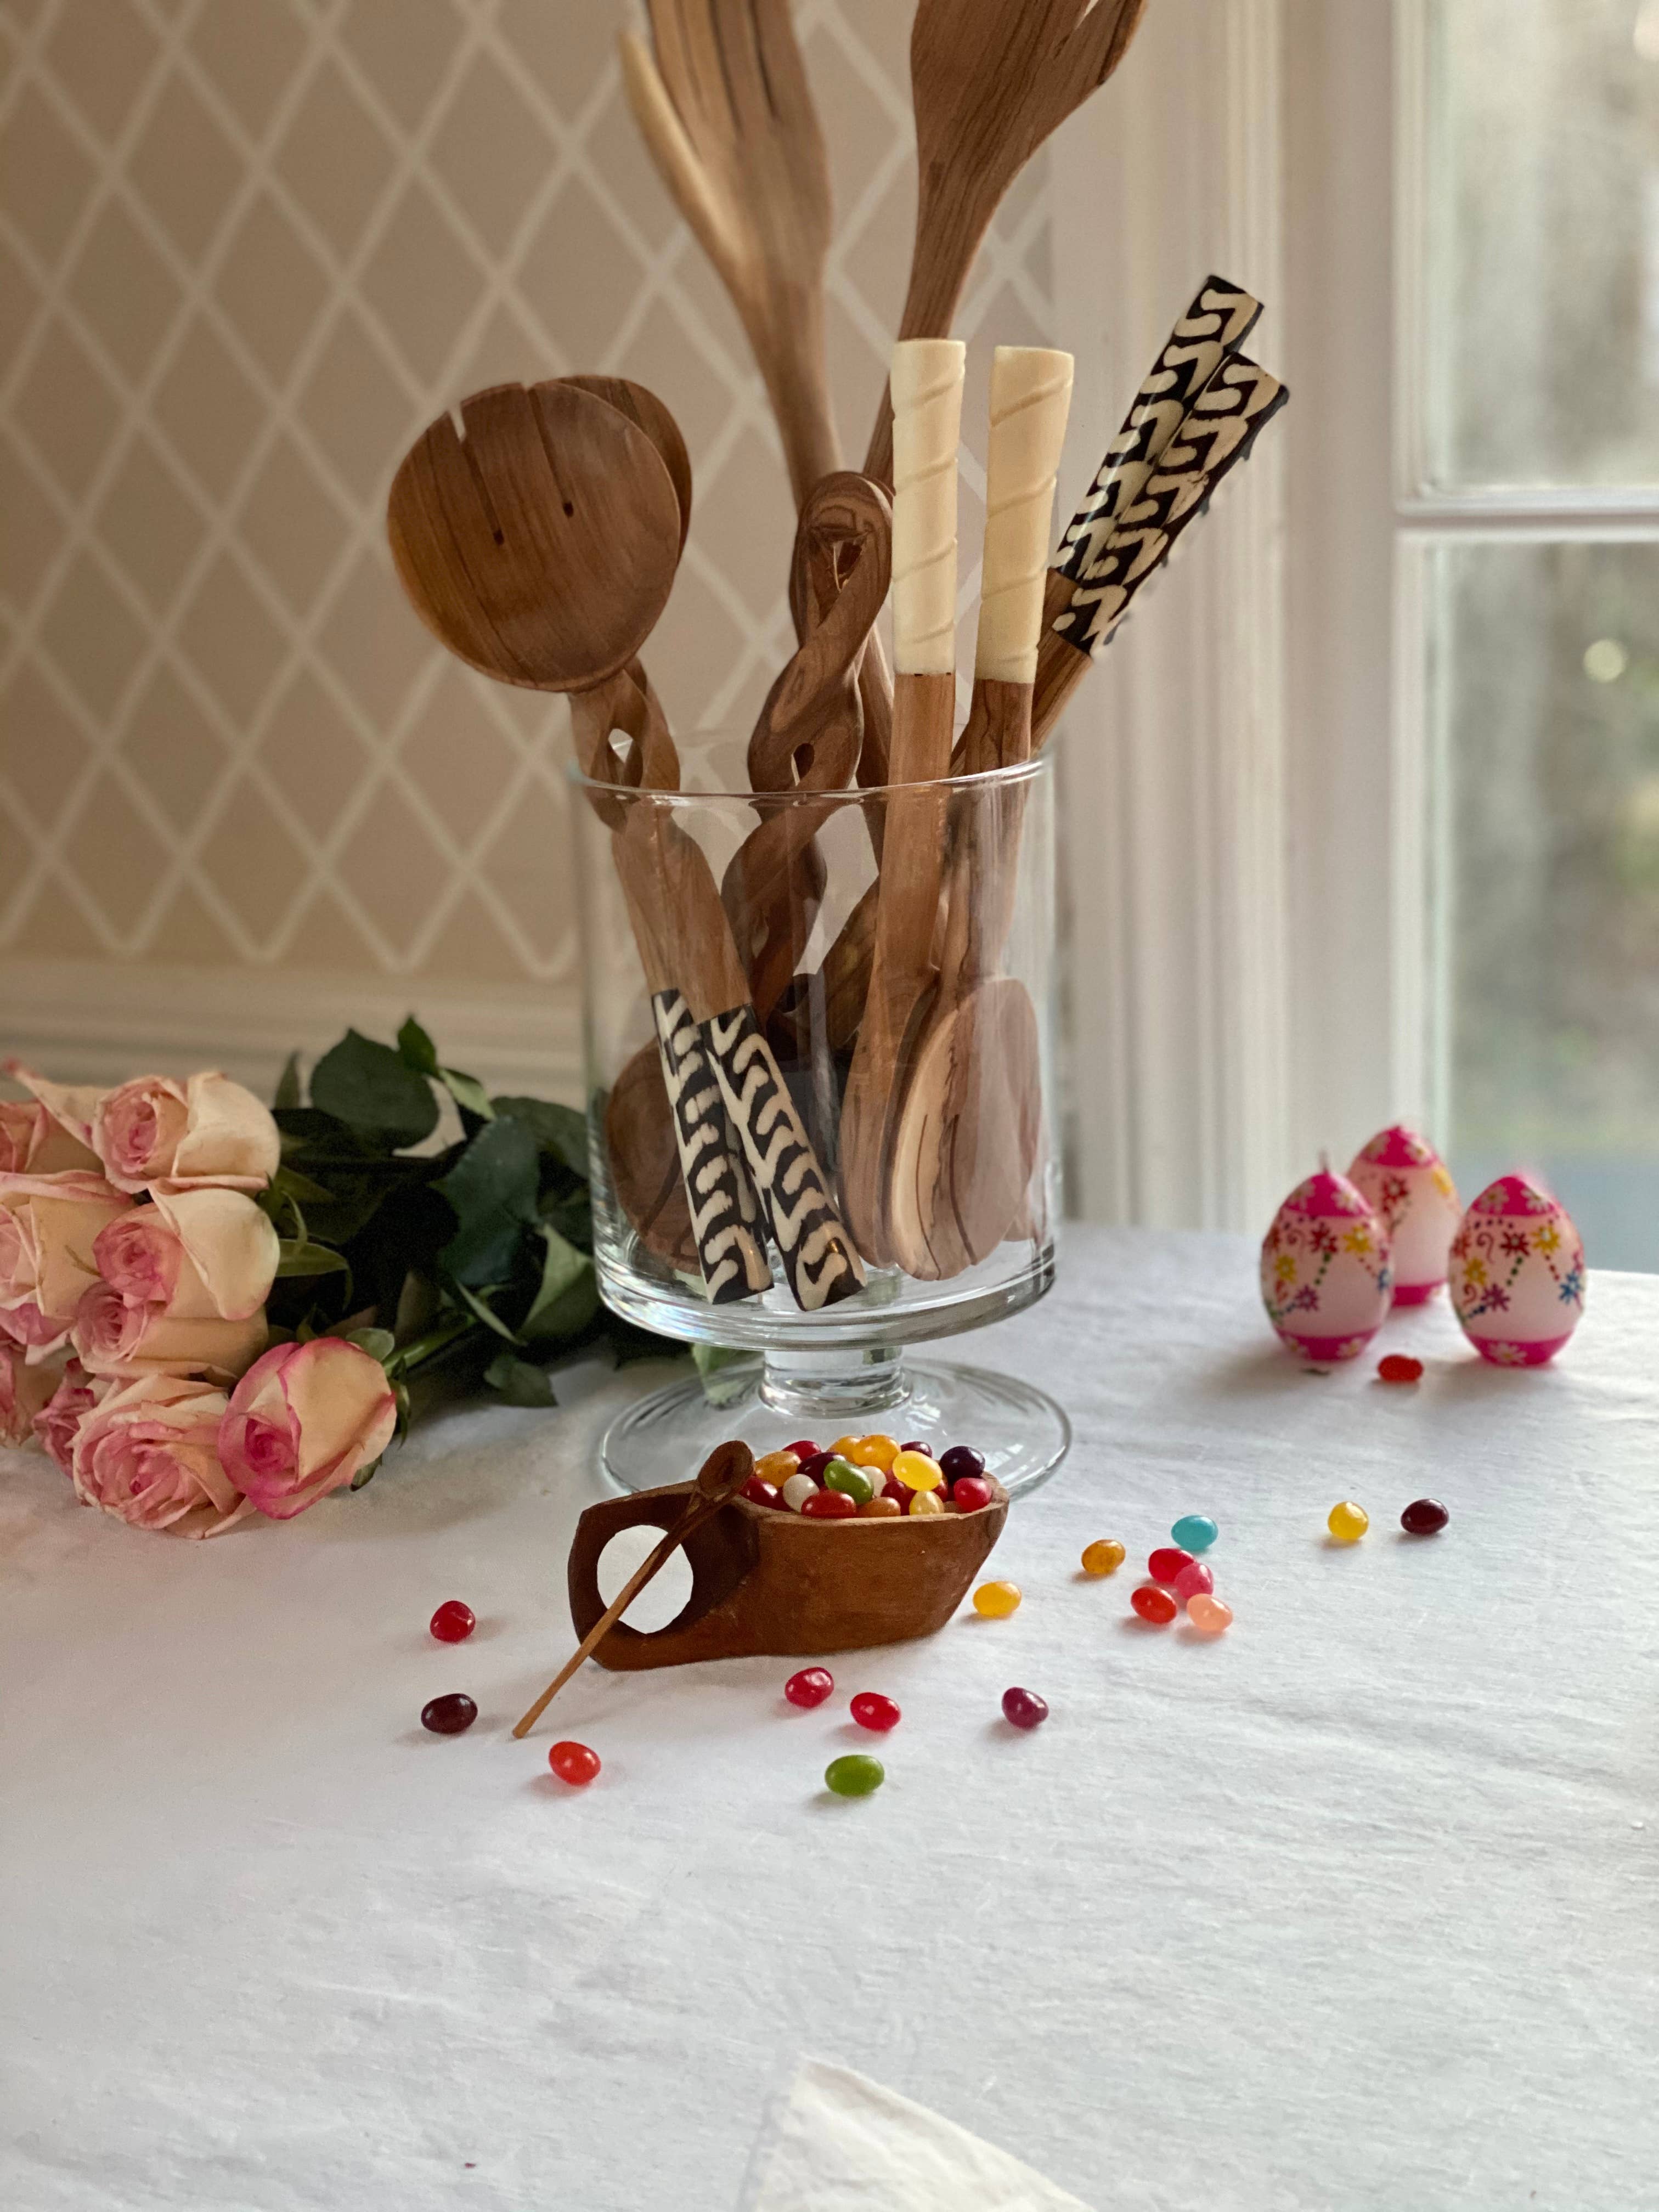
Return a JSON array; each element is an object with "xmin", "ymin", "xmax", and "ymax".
[
  {"xmin": 1425, "ymin": 0, "xmax": 1659, "ymax": 490},
  {"xmin": 1435, "ymin": 538, "xmax": 1659, "ymax": 1268}
]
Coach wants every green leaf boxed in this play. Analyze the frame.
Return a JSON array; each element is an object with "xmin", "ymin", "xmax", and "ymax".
[
  {"xmin": 518, "ymin": 1223, "xmax": 598, "ymax": 1343},
  {"xmin": 340, "ymin": 1325, "xmax": 397, "ymax": 1364},
  {"xmin": 434, "ymin": 1116, "xmax": 540, "ymax": 1286},
  {"xmin": 276, "ymin": 1240, "xmax": 352, "ymax": 1281},
  {"xmin": 439, "ymin": 1065, "xmax": 494, "ymax": 1123},
  {"xmin": 484, "ymin": 1351, "xmax": 557, "ymax": 1408},
  {"xmin": 397, "ymin": 1015, "xmax": 439, "ymax": 1076},
  {"xmin": 449, "ymin": 1277, "xmax": 521, "ymax": 1344},
  {"xmin": 348, "ymin": 1451, "xmax": 386, "ymax": 1492},
  {"xmin": 311, "ymin": 1030, "xmax": 439, "ymax": 1149},
  {"xmin": 273, "ymin": 1051, "xmax": 303, "ymax": 1110},
  {"xmin": 271, "ymin": 1163, "xmax": 335, "ymax": 1206},
  {"xmin": 492, "ymin": 1095, "xmax": 589, "ymax": 1177}
]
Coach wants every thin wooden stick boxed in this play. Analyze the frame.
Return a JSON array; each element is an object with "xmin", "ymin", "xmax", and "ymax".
[{"xmin": 511, "ymin": 1442, "xmax": 753, "ymax": 1737}]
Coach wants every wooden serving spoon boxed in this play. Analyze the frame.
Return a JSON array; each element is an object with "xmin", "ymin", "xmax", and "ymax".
[
  {"xmin": 862, "ymin": 0, "xmax": 1147, "ymax": 486},
  {"xmin": 511, "ymin": 1438, "xmax": 754, "ymax": 1736},
  {"xmin": 887, "ymin": 347, "xmax": 1073, "ymax": 1280}
]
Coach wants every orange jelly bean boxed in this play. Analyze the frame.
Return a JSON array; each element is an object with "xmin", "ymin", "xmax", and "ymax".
[
  {"xmin": 860, "ymin": 1496, "xmax": 901, "ymax": 1517},
  {"xmin": 847, "ymin": 1434, "xmax": 900, "ymax": 1471},
  {"xmin": 753, "ymin": 1449, "xmax": 800, "ymax": 1486}
]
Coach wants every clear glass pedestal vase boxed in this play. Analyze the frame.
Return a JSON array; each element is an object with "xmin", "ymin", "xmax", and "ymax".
[{"xmin": 572, "ymin": 736, "xmax": 1069, "ymax": 1500}]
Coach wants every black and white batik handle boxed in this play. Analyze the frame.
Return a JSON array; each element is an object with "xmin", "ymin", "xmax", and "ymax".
[
  {"xmin": 652, "ymin": 990, "xmax": 773, "ymax": 1304},
  {"xmin": 1056, "ymin": 356, "xmax": 1289, "ymax": 659},
  {"xmin": 698, "ymin": 1005, "xmax": 866, "ymax": 1313},
  {"xmin": 1056, "ymin": 275, "xmax": 1262, "ymax": 594}
]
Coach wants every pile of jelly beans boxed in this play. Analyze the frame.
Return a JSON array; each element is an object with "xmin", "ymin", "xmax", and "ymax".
[
  {"xmin": 740, "ymin": 1435, "xmax": 997, "ymax": 1519},
  {"xmin": 1081, "ymin": 1513, "xmax": 1235, "ymax": 1634}
]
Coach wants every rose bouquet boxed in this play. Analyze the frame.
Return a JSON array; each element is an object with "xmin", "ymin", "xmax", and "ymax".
[{"xmin": 2, "ymin": 1021, "xmax": 670, "ymax": 1536}]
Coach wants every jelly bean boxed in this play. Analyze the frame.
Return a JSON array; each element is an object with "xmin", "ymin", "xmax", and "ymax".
[
  {"xmin": 900, "ymin": 1440, "xmax": 930, "ymax": 1455},
  {"xmin": 1130, "ymin": 1583, "xmax": 1177, "ymax": 1626},
  {"xmin": 823, "ymin": 1458, "xmax": 874, "ymax": 1505},
  {"xmin": 754, "ymin": 1448, "xmax": 801, "ymax": 1486},
  {"xmin": 785, "ymin": 1667, "xmax": 834, "ymax": 1708},
  {"xmin": 850, "ymin": 1691, "xmax": 900, "ymax": 1732},
  {"xmin": 881, "ymin": 1475, "xmax": 912, "ymax": 1507},
  {"xmin": 803, "ymin": 1488, "xmax": 857, "ymax": 1519},
  {"xmin": 973, "ymin": 1579, "xmax": 1022, "ymax": 1618},
  {"xmin": 421, "ymin": 1692, "xmax": 477, "ymax": 1734},
  {"xmin": 951, "ymin": 1475, "xmax": 994, "ymax": 1513},
  {"xmin": 939, "ymin": 1445, "xmax": 985, "ymax": 1485},
  {"xmin": 1327, "ymin": 1500, "xmax": 1369, "ymax": 1543},
  {"xmin": 784, "ymin": 1438, "xmax": 821, "ymax": 1463},
  {"xmin": 1081, "ymin": 1539, "xmax": 1126, "ymax": 1577},
  {"xmin": 825, "ymin": 1754, "xmax": 884, "ymax": 1797},
  {"xmin": 1186, "ymin": 1593, "xmax": 1233, "ymax": 1634},
  {"xmin": 429, "ymin": 1600, "xmax": 475, "ymax": 1643},
  {"xmin": 781, "ymin": 1472, "xmax": 819, "ymax": 1513},
  {"xmin": 860, "ymin": 1496, "xmax": 901, "ymax": 1517},
  {"xmin": 830, "ymin": 1435, "xmax": 864, "ymax": 1460},
  {"xmin": 848, "ymin": 1434, "xmax": 900, "ymax": 1472},
  {"xmin": 908, "ymin": 1489, "xmax": 944, "ymax": 1517},
  {"xmin": 891, "ymin": 1449, "xmax": 944, "ymax": 1493},
  {"xmin": 741, "ymin": 1476, "xmax": 781, "ymax": 1510},
  {"xmin": 1378, "ymin": 1354, "xmax": 1423, "ymax": 1384},
  {"xmin": 1400, "ymin": 1497, "xmax": 1449, "ymax": 1535},
  {"xmin": 1172, "ymin": 1560, "xmax": 1214, "ymax": 1601},
  {"xmin": 1001, "ymin": 1686, "xmax": 1048, "ymax": 1730},
  {"xmin": 1147, "ymin": 1546, "xmax": 1194, "ymax": 1586},
  {"xmin": 797, "ymin": 1451, "xmax": 833, "ymax": 1483},
  {"xmin": 548, "ymin": 1740, "xmax": 600, "ymax": 1786},
  {"xmin": 1170, "ymin": 1514, "xmax": 1218, "ymax": 1553}
]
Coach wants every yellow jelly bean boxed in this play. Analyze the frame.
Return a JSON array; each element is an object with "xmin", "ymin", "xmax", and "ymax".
[
  {"xmin": 754, "ymin": 1449, "xmax": 800, "ymax": 1486},
  {"xmin": 830, "ymin": 1435, "xmax": 864, "ymax": 1460},
  {"xmin": 860, "ymin": 1496, "xmax": 901, "ymax": 1518},
  {"xmin": 1327, "ymin": 1499, "xmax": 1369, "ymax": 1543},
  {"xmin": 908, "ymin": 1489, "xmax": 944, "ymax": 1517},
  {"xmin": 1081, "ymin": 1539, "xmax": 1126, "ymax": 1578},
  {"xmin": 848, "ymin": 1434, "xmax": 899, "ymax": 1471},
  {"xmin": 972, "ymin": 1579, "xmax": 1022, "ymax": 1618},
  {"xmin": 890, "ymin": 1448, "xmax": 943, "ymax": 1492}
]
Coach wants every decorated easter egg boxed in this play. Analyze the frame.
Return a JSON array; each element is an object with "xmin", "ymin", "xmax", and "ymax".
[
  {"xmin": 1260, "ymin": 1166, "xmax": 1392, "ymax": 1362},
  {"xmin": 1346, "ymin": 1125, "xmax": 1461, "ymax": 1306},
  {"xmin": 1449, "ymin": 1176, "xmax": 1585, "ymax": 1367}
]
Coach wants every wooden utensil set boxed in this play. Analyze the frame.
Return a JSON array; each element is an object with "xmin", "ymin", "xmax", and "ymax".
[{"xmin": 385, "ymin": 2, "xmax": 1288, "ymax": 1321}]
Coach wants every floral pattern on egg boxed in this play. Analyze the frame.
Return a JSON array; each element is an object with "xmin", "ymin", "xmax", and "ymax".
[
  {"xmin": 1261, "ymin": 1167, "xmax": 1392, "ymax": 1362},
  {"xmin": 1347, "ymin": 1124, "xmax": 1462, "ymax": 1307},
  {"xmin": 1449, "ymin": 1175, "xmax": 1585, "ymax": 1367}
]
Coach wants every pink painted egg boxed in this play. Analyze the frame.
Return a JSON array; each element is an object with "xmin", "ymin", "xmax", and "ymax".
[
  {"xmin": 1346, "ymin": 1125, "xmax": 1462, "ymax": 1307},
  {"xmin": 1260, "ymin": 1167, "xmax": 1392, "ymax": 1362},
  {"xmin": 1449, "ymin": 1176, "xmax": 1585, "ymax": 1367}
]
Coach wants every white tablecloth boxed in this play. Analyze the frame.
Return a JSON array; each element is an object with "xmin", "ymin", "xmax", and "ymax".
[{"xmin": 4, "ymin": 1227, "xmax": 1656, "ymax": 2212}]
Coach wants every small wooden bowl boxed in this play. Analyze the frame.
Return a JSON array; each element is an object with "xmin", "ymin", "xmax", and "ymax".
[{"xmin": 567, "ymin": 1478, "xmax": 1009, "ymax": 1669}]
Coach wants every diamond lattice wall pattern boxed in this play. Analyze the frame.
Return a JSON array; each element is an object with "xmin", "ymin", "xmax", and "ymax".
[{"xmin": 0, "ymin": 0, "xmax": 1054, "ymax": 1090}]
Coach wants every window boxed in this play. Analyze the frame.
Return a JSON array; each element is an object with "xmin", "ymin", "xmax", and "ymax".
[{"xmin": 1410, "ymin": 0, "xmax": 1659, "ymax": 1268}]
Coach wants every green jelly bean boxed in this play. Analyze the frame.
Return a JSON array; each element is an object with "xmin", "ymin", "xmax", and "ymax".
[
  {"xmin": 825, "ymin": 1754, "xmax": 884, "ymax": 1798},
  {"xmin": 822, "ymin": 1456, "xmax": 873, "ymax": 1505}
]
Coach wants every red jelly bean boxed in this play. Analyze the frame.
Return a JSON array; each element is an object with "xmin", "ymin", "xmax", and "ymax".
[
  {"xmin": 784, "ymin": 1438, "xmax": 820, "ymax": 1462},
  {"xmin": 741, "ymin": 1475, "xmax": 783, "ymax": 1510},
  {"xmin": 900, "ymin": 1440, "xmax": 930, "ymax": 1456},
  {"xmin": 938, "ymin": 1444, "xmax": 985, "ymax": 1485},
  {"xmin": 421, "ymin": 1692, "xmax": 477, "ymax": 1734},
  {"xmin": 951, "ymin": 1475, "xmax": 994, "ymax": 1513},
  {"xmin": 881, "ymin": 1475, "xmax": 911, "ymax": 1507},
  {"xmin": 429, "ymin": 1600, "xmax": 476, "ymax": 1644},
  {"xmin": 1131, "ymin": 1583, "xmax": 1178, "ymax": 1626},
  {"xmin": 1002, "ymin": 1686, "xmax": 1048, "ymax": 1730},
  {"xmin": 1172, "ymin": 1561, "xmax": 1214, "ymax": 1601},
  {"xmin": 548, "ymin": 1740, "xmax": 600, "ymax": 1786},
  {"xmin": 796, "ymin": 1451, "xmax": 833, "ymax": 1483},
  {"xmin": 785, "ymin": 1667, "xmax": 834, "ymax": 1708},
  {"xmin": 802, "ymin": 1488, "xmax": 857, "ymax": 1519},
  {"xmin": 850, "ymin": 1691, "xmax": 900, "ymax": 1732},
  {"xmin": 1147, "ymin": 1547, "xmax": 1194, "ymax": 1587},
  {"xmin": 1401, "ymin": 1497, "xmax": 1449, "ymax": 1534},
  {"xmin": 1378, "ymin": 1354, "xmax": 1424, "ymax": 1384}
]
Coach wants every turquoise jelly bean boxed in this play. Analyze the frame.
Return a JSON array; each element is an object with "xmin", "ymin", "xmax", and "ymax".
[{"xmin": 1171, "ymin": 1513, "xmax": 1218, "ymax": 1553}]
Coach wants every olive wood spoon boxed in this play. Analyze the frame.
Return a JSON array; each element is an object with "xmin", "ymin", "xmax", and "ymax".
[{"xmin": 511, "ymin": 1440, "xmax": 754, "ymax": 1736}]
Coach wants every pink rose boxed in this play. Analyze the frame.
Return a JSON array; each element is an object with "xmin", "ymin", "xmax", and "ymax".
[
  {"xmin": 219, "ymin": 1339, "xmax": 398, "ymax": 1520},
  {"xmin": 71, "ymin": 1373, "xmax": 248, "ymax": 1538},
  {"xmin": 0, "ymin": 1096, "xmax": 100, "ymax": 1175},
  {"xmin": 1, "ymin": 1342, "xmax": 62, "ymax": 1444},
  {"xmin": 73, "ymin": 1282, "xmax": 267, "ymax": 1384},
  {"xmin": 78, "ymin": 1188, "xmax": 277, "ymax": 1382},
  {"xmin": 33, "ymin": 1356, "xmax": 100, "ymax": 1474},
  {"xmin": 93, "ymin": 1072, "xmax": 280, "ymax": 1194},
  {"xmin": 0, "ymin": 1171, "xmax": 132, "ymax": 1356}
]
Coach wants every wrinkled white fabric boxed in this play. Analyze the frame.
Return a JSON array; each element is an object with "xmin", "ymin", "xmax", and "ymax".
[
  {"xmin": 2, "ymin": 1227, "xmax": 1655, "ymax": 2212},
  {"xmin": 741, "ymin": 2062, "xmax": 1091, "ymax": 2210}
]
